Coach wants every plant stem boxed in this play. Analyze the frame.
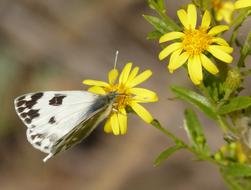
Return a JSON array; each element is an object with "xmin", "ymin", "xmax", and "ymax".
[{"xmin": 151, "ymin": 119, "xmax": 184, "ymax": 145}]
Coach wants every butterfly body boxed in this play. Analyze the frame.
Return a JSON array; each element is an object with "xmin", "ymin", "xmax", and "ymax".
[{"xmin": 14, "ymin": 91, "xmax": 117, "ymax": 162}]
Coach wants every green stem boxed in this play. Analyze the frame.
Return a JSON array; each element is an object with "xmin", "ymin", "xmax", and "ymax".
[
  {"xmin": 151, "ymin": 119, "xmax": 217, "ymax": 163},
  {"xmin": 151, "ymin": 119, "xmax": 184, "ymax": 145}
]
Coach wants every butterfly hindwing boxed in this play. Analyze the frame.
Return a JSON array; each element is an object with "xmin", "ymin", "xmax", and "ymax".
[
  {"xmin": 14, "ymin": 91, "xmax": 102, "ymax": 157},
  {"xmin": 45, "ymin": 102, "xmax": 113, "ymax": 162}
]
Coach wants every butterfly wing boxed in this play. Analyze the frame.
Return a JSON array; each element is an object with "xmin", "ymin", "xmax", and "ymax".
[
  {"xmin": 14, "ymin": 91, "xmax": 102, "ymax": 159},
  {"xmin": 46, "ymin": 101, "xmax": 113, "ymax": 162}
]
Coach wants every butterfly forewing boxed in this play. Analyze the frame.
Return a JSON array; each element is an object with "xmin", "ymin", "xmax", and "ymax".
[{"xmin": 14, "ymin": 91, "xmax": 105, "ymax": 159}]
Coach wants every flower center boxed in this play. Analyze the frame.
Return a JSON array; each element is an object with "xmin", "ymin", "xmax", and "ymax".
[
  {"xmin": 182, "ymin": 28, "xmax": 212, "ymax": 56},
  {"xmin": 105, "ymin": 84, "xmax": 130, "ymax": 110}
]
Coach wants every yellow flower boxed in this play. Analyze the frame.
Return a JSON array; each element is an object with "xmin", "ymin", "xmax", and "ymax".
[
  {"xmin": 235, "ymin": 0, "xmax": 251, "ymax": 9},
  {"xmin": 212, "ymin": 0, "xmax": 234, "ymax": 23},
  {"xmin": 83, "ymin": 63, "xmax": 158, "ymax": 135},
  {"xmin": 159, "ymin": 4, "xmax": 233, "ymax": 85}
]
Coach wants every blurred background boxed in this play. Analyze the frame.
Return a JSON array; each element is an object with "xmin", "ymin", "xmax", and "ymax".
[{"xmin": 1, "ymin": 0, "xmax": 250, "ymax": 189}]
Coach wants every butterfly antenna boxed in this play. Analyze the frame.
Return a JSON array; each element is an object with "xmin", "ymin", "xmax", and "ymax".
[{"xmin": 114, "ymin": 50, "xmax": 119, "ymax": 70}]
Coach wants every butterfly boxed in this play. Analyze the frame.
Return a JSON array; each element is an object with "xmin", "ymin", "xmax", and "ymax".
[{"xmin": 14, "ymin": 91, "xmax": 117, "ymax": 162}]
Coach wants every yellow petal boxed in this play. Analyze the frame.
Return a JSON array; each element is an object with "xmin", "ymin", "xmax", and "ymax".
[
  {"xmin": 126, "ymin": 67, "xmax": 139, "ymax": 84},
  {"xmin": 209, "ymin": 45, "xmax": 233, "ymax": 53},
  {"xmin": 117, "ymin": 108, "xmax": 127, "ymax": 135},
  {"xmin": 168, "ymin": 50, "xmax": 189, "ymax": 73},
  {"xmin": 187, "ymin": 4, "xmax": 197, "ymax": 29},
  {"xmin": 83, "ymin": 80, "xmax": 109, "ymax": 87},
  {"xmin": 188, "ymin": 56, "xmax": 202, "ymax": 85},
  {"xmin": 127, "ymin": 67, "xmax": 139, "ymax": 80},
  {"xmin": 208, "ymin": 25, "xmax": 229, "ymax": 36},
  {"xmin": 201, "ymin": 10, "xmax": 211, "ymax": 29},
  {"xmin": 111, "ymin": 113, "xmax": 120, "ymax": 135},
  {"xmin": 207, "ymin": 45, "xmax": 233, "ymax": 63},
  {"xmin": 177, "ymin": 9, "xmax": 189, "ymax": 29},
  {"xmin": 159, "ymin": 43, "xmax": 182, "ymax": 60},
  {"xmin": 159, "ymin": 32, "xmax": 184, "ymax": 43},
  {"xmin": 87, "ymin": 86, "xmax": 106, "ymax": 95},
  {"xmin": 129, "ymin": 88, "xmax": 158, "ymax": 102},
  {"xmin": 127, "ymin": 70, "xmax": 152, "ymax": 88},
  {"xmin": 235, "ymin": 0, "xmax": 251, "ymax": 9},
  {"xmin": 211, "ymin": 37, "xmax": 229, "ymax": 46},
  {"xmin": 200, "ymin": 54, "xmax": 219, "ymax": 75},
  {"xmin": 108, "ymin": 69, "xmax": 119, "ymax": 84},
  {"xmin": 129, "ymin": 101, "xmax": 153, "ymax": 123},
  {"xmin": 104, "ymin": 118, "xmax": 113, "ymax": 133},
  {"xmin": 119, "ymin": 62, "xmax": 132, "ymax": 84}
]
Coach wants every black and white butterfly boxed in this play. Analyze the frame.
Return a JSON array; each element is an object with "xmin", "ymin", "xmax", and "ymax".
[{"xmin": 14, "ymin": 91, "xmax": 117, "ymax": 162}]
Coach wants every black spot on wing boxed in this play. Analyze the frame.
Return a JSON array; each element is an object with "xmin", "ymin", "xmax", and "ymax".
[
  {"xmin": 15, "ymin": 92, "xmax": 44, "ymax": 110},
  {"xmin": 20, "ymin": 109, "xmax": 40, "ymax": 123},
  {"xmin": 31, "ymin": 93, "xmax": 43, "ymax": 100},
  {"xmin": 49, "ymin": 94, "xmax": 66, "ymax": 106},
  {"xmin": 17, "ymin": 95, "xmax": 25, "ymax": 101},
  {"xmin": 17, "ymin": 107, "xmax": 25, "ymax": 113},
  {"xmin": 49, "ymin": 116, "xmax": 56, "ymax": 124},
  {"xmin": 17, "ymin": 100, "xmax": 26, "ymax": 107},
  {"xmin": 25, "ymin": 118, "xmax": 31, "ymax": 124},
  {"xmin": 35, "ymin": 141, "xmax": 41, "ymax": 146},
  {"xmin": 27, "ymin": 109, "xmax": 40, "ymax": 119}
]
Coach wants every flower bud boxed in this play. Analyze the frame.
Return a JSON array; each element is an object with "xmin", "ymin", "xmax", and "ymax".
[{"xmin": 224, "ymin": 68, "xmax": 241, "ymax": 92}]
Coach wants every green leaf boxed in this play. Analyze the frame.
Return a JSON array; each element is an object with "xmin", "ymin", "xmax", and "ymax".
[
  {"xmin": 218, "ymin": 96, "xmax": 251, "ymax": 114},
  {"xmin": 143, "ymin": 15, "xmax": 171, "ymax": 34},
  {"xmin": 146, "ymin": 0, "xmax": 180, "ymax": 31},
  {"xmin": 171, "ymin": 86, "xmax": 217, "ymax": 120},
  {"xmin": 154, "ymin": 145, "xmax": 183, "ymax": 166},
  {"xmin": 184, "ymin": 109, "xmax": 209, "ymax": 153},
  {"xmin": 230, "ymin": 8, "xmax": 251, "ymax": 46},
  {"xmin": 238, "ymin": 31, "xmax": 251, "ymax": 67},
  {"xmin": 147, "ymin": 30, "xmax": 162, "ymax": 40},
  {"xmin": 222, "ymin": 163, "xmax": 251, "ymax": 177}
]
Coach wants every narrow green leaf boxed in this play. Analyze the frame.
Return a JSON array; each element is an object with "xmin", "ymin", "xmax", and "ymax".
[
  {"xmin": 146, "ymin": 0, "xmax": 180, "ymax": 31},
  {"xmin": 222, "ymin": 163, "xmax": 251, "ymax": 177},
  {"xmin": 147, "ymin": 30, "xmax": 162, "ymax": 40},
  {"xmin": 157, "ymin": 0, "xmax": 165, "ymax": 11},
  {"xmin": 238, "ymin": 31, "xmax": 251, "ymax": 67},
  {"xmin": 154, "ymin": 145, "xmax": 183, "ymax": 166},
  {"xmin": 171, "ymin": 85, "xmax": 217, "ymax": 120},
  {"xmin": 222, "ymin": 172, "xmax": 245, "ymax": 190},
  {"xmin": 218, "ymin": 96, "xmax": 251, "ymax": 114},
  {"xmin": 230, "ymin": 8, "xmax": 251, "ymax": 46},
  {"xmin": 184, "ymin": 109, "xmax": 209, "ymax": 153},
  {"xmin": 143, "ymin": 15, "xmax": 171, "ymax": 34}
]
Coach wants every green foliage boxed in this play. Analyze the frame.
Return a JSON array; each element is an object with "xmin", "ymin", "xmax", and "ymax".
[
  {"xmin": 146, "ymin": 30, "xmax": 163, "ymax": 40},
  {"xmin": 218, "ymin": 96, "xmax": 251, "ymax": 114},
  {"xmin": 222, "ymin": 163, "xmax": 251, "ymax": 177},
  {"xmin": 143, "ymin": 15, "xmax": 171, "ymax": 34},
  {"xmin": 171, "ymin": 85, "xmax": 217, "ymax": 120},
  {"xmin": 144, "ymin": 1, "xmax": 251, "ymax": 189},
  {"xmin": 230, "ymin": 8, "xmax": 251, "ymax": 46},
  {"xmin": 184, "ymin": 109, "xmax": 210, "ymax": 154},
  {"xmin": 154, "ymin": 145, "xmax": 184, "ymax": 166},
  {"xmin": 144, "ymin": 0, "xmax": 180, "ymax": 40},
  {"xmin": 238, "ymin": 31, "xmax": 251, "ymax": 67}
]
